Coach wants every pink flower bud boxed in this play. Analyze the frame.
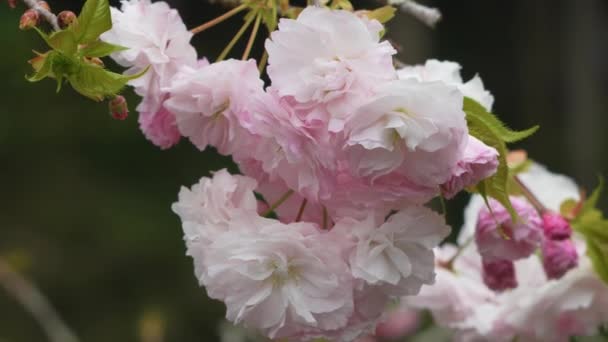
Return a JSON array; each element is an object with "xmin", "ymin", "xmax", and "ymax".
[
  {"xmin": 542, "ymin": 239, "xmax": 578, "ymax": 280},
  {"xmin": 19, "ymin": 9, "xmax": 39, "ymax": 30},
  {"xmin": 475, "ymin": 197, "xmax": 543, "ymax": 261},
  {"xmin": 109, "ymin": 96, "xmax": 129, "ymax": 120},
  {"xmin": 57, "ymin": 11, "xmax": 77, "ymax": 29},
  {"xmin": 482, "ymin": 258, "xmax": 517, "ymax": 292},
  {"xmin": 541, "ymin": 212, "xmax": 572, "ymax": 240},
  {"xmin": 7, "ymin": 0, "xmax": 17, "ymax": 8}
]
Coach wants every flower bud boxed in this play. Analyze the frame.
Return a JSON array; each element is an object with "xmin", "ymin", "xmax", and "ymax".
[
  {"xmin": 109, "ymin": 96, "xmax": 129, "ymax": 120},
  {"xmin": 19, "ymin": 9, "xmax": 40, "ymax": 30},
  {"xmin": 37, "ymin": 1, "xmax": 50, "ymax": 12},
  {"xmin": 57, "ymin": 11, "xmax": 77, "ymax": 29},
  {"xmin": 475, "ymin": 197, "xmax": 543, "ymax": 262},
  {"xmin": 7, "ymin": 0, "xmax": 17, "ymax": 8},
  {"xmin": 482, "ymin": 258, "xmax": 517, "ymax": 292},
  {"xmin": 86, "ymin": 57, "xmax": 104, "ymax": 67},
  {"xmin": 541, "ymin": 212, "xmax": 572, "ymax": 240},
  {"xmin": 542, "ymin": 239, "xmax": 578, "ymax": 280}
]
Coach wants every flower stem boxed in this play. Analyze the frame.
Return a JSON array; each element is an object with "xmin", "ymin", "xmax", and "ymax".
[
  {"xmin": 322, "ymin": 207, "xmax": 328, "ymax": 230},
  {"xmin": 513, "ymin": 175, "xmax": 548, "ymax": 213},
  {"xmin": 216, "ymin": 11, "xmax": 257, "ymax": 62},
  {"xmin": 190, "ymin": 4, "xmax": 248, "ymax": 35},
  {"xmin": 242, "ymin": 13, "xmax": 262, "ymax": 60},
  {"xmin": 262, "ymin": 190, "xmax": 294, "ymax": 217},
  {"xmin": 258, "ymin": 50, "xmax": 269, "ymax": 74},
  {"xmin": 295, "ymin": 199, "xmax": 308, "ymax": 222}
]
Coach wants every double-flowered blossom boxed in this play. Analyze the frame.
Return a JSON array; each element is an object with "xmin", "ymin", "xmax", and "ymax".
[
  {"xmin": 105, "ymin": 1, "xmax": 510, "ymax": 340},
  {"xmin": 404, "ymin": 163, "xmax": 608, "ymax": 341},
  {"xmin": 164, "ymin": 59, "xmax": 264, "ymax": 156},
  {"xmin": 265, "ymin": 6, "xmax": 396, "ymax": 118},
  {"xmin": 173, "ymin": 171, "xmax": 450, "ymax": 341},
  {"xmin": 102, "ymin": 0, "xmax": 197, "ymax": 148},
  {"xmin": 475, "ymin": 196, "xmax": 543, "ymax": 262}
]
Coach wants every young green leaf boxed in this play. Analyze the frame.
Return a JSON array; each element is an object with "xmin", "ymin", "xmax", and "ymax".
[
  {"xmin": 80, "ymin": 40, "xmax": 127, "ymax": 58},
  {"xmin": 74, "ymin": 0, "xmax": 112, "ymax": 44},
  {"xmin": 34, "ymin": 27, "xmax": 78, "ymax": 55},
  {"xmin": 463, "ymin": 97, "xmax": 539, "ymax": 143},
  {"xmin": 26, "ymin": 51, "xmax": 55, "ymax": 82},
  {"xmin": 365, "ymin": 6, "xmax": 396, "ymax": 24},
  {"xmin": 585, "ymin": 236, "xmax": 608, "ymax": 284},
  {"xmin": 570, "ymin": 179, "xmax": 608, "ymax": 285},
  {"xmin": 464, "ymin": 97, "xmax": 540, "ymax": 221},
  {"xmin": 67, "ymin": 64, "xmax": 148, "ymax": 101}
]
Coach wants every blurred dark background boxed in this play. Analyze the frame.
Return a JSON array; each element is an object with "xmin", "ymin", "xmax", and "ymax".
[{"xmin": 0, "ymin": 0, "xmax": 606, "ymax": 341}]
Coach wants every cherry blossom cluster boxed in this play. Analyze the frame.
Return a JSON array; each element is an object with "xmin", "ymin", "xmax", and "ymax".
[
  {"xmin": 95, "ymin": 0, "xmax": 608, "ymax": 341},
  {"xmin": 405, "ymin": 163, "xmax": 608, "ymax": 341},
  {"xmin": 100, "ymin": 1, "xmax": 502, "ymax": 340}
]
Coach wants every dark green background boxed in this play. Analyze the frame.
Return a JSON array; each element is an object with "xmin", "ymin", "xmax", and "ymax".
[{"xmin": 0, "ymin": 0, "xmax": 606, "ymax": 341}]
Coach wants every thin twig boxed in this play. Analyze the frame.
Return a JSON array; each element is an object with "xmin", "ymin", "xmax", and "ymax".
[
  {"xmin": 22, "ymin": 0, "xmax": 59, "ymax": 31},
  {"xmin": 0, "ymin": 258, "xmax": 79, "ymax": 342},
  {"xmin": 261, "ymin": 190, "xmax": 295, "ymax": 217},
  {"xmin": 295, "ymin": 199, "xmax": 308, "ymax": 222},
  {"xmin": 242, "ymin": 13, "xmax": 261, "ymax": 60},
  {"xmin": 513, "ymin": 175, "xmax": 548, "ymax": 214},
  {"xmin": 216, "ymin": 12, "xmax": 257, "ymax": 62},
  {"xmin": 395, "ymin": 0, "xmax": 441, "ymax": 28},
  {"xmin": 258, "ymin": 50, "xmax": 268, "ymax": 74},
  {"xmin": 190, "ymin": 4, "xmax": 248, "ymax": 35}
]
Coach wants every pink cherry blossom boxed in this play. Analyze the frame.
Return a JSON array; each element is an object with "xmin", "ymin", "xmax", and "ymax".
[
  {"xmin": 475, "ymin": 196, "xmax": 543, "ymax": 261},
  {"xmin": 440, "ymin": 135, "xmax": 499, "ymax": 199},
  {"xmin": 164, "ymin": 59, "xmax": 264, "ymax": 155},
  {"xmin": 397, "ymin": 59, "xmax": 495, "ymax": 111},
  {"xmin": 345, "ymin": 78, "xmax": 468, "ymax": 187},
  {"xmin": 542, "ymin": 238, "xmax": 579, "ymax": 280},
  {"xmin": 102, "ymin": 0, "xmax": 199, "ymax": 148},
  {"xmin": 482, "ymin": 258, "xmax": 518, "ymax": 292},
  {"xmin": 265, "ymin": 6, "xmax": 396, "ymax": 117},
  {"xmin": 404, "ymin": 163, "xmax": 608, "ymax": 341},
  {"xmin": 542, "ymin": 212, "xmax": 573, "ymax": 240}
]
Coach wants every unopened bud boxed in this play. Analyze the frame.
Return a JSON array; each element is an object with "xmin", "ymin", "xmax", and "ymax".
[
  {"xmin": 542, "ymin": 239, "xmax": 578, "ymax": 280},
  {"xmin": 482, "ymin": 258, "xmax": 517, "ymax": 292},
  {"xmin": 57, "ymin": 11, "xmax": 77, "ymax": 29},
  {"xmin": 542, "ymin": 212, "xmax": 572, "ymax": 240},
  {"xmin": 37, "ymin": 1, "xmax": 50, "ymax": 12},
  {"xmin": 86, "ymin": 57, "xmax": 104, "ymax": 67},
  {"xmin": 7, "ymin": 0, "xmax": 17, "ymax": 8},
  {"xmin": 109, "ymin": 96, "xmax": 129, "ymax": 120},
  {"xmin": 19, "ymin": 9, "xmax": 40, "ymax": 30}
]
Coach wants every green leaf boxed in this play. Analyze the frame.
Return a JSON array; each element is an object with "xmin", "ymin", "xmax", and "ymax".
[
  {"xmin": 585, "ymin": 236, "xmax": 608, "ymax": 284},
  {"xmin": 365, "ymin": 6, "xmax": 396, "ymax": 24},
  {"xmin": 34, "ymin": 27, "xmax": 78, "ymax": 55},
  {"xmin": 74, "ymin": 0, "xmax": 112, "ymax": 44},
  {"xmin": 26, "ymin": 52, "xmax": 54, "ymax": 82},
  {"xmin": 330, "ymin": 0, "xmax": 353, "ymax": 11},
  {"xmin": 465, "ymin": 97, "xmax": 539, "ymax": 221},
  {"xmin": 80, "ymin": 40, "xmax": 127, "ymax": 58},
  {"xmin": 67, "ymin": 64, "xmax": 148, "ymax": 101},
  {"xmin": 463, "ymin": 97, "xmax": 539, "ymax": 143},
  {"xmin": 582, "ymin": 176, "xmax": 604, "ymax": 214},
  {"xmin": 466, "ymin": 108, "xmax": 516, "ymax": 221}
]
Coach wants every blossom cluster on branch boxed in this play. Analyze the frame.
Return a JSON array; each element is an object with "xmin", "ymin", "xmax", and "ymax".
[{"xmin": 9, "ymin": 0, "xmax": 608, "ymax": 340}]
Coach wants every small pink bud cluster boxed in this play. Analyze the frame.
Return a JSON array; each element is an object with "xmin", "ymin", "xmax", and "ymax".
[
  {"xmin": 475, "ymin": 197, "xmax": 542, "ymax": 291},
  {"xmin": 57, "ymin": 11, "xmax": 77, "ymax": 29},
  {"xmin": 109, "ymin": 96, "xmax": 129, "ymax": 121},
  {"xmin": 541, "ymin": 211, "xmax": 578, "ymax": 279},
  {"xmin": 19, "ymin": 9, "xmax": 40, "ymax": 30}
]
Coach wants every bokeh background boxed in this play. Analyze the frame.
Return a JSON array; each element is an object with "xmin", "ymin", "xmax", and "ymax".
[{"xmin": 0, "ymin": 0, "xmax": 606, "ymax": 341}]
